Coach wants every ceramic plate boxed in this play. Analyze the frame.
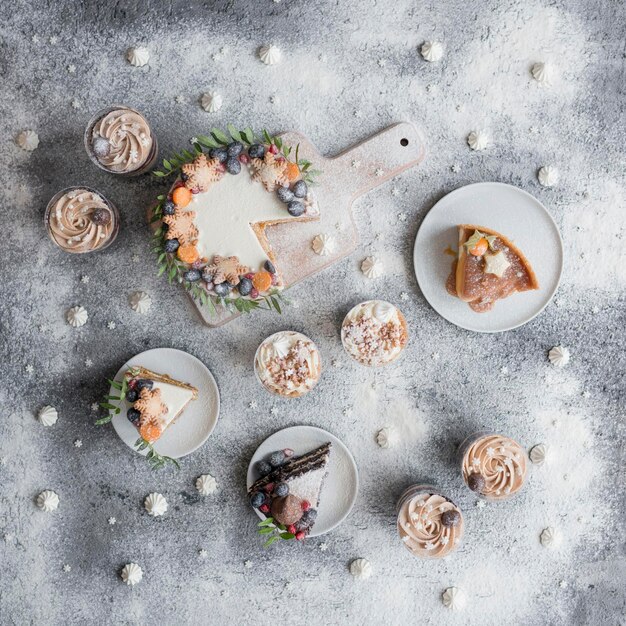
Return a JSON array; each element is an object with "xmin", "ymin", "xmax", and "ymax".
[
  {"xmin": 247, "ymin": 425, "xmax": 359, "ymax": 537},
  {"xmin": 110, "ymin": 348, "xmax": 220, "ymax": 458},
  {"xmin": 413, "ymin": 182, "xmax": 563, "ymax": 332}
]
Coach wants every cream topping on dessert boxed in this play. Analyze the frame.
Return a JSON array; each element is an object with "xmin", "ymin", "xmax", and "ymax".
[
  {"xmin": 341, "ymin": 300, "xmax": 408, "ymax": 366},
  {"xmin": 255, "ymin": 331, "xmax": 321, "ymax": 397},
  {"xmin": 49, "ymin": 190, "xmax": 114, "ymax": 252},
  {"xmin": 397, "ymin": 492, "xmax": 464, "ymax": 558},
  {"xmin": 91, "ymin": 108, "xmax": 153, "ymax": 173},
  {"xmin": 462, "ymin": 434, "xmax": 527, "ymax": 500}
]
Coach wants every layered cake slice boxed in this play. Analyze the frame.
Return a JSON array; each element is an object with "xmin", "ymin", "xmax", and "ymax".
[
  {"xmin": 249, "ymin": 442, "xmax": 331, "ymax": 542},
  {"xmin": 124, "ymin": 367, "xmax": 198, "ymax": 443},
  {"xmin": 446, "ymin": 225, "xmax": 539, "ymax": 312}
]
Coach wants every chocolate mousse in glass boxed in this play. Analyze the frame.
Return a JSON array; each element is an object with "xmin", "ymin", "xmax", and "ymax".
[
  {"xmin": 44, "ymin": 186, "xmax": 119, "ymax": 254},
  {"xmin": 459, "ymin": 432, "xmax": 528, "ymax": 501},
  {"xmin": 396, "ymin": 484, "xmax": 464, "ymax": 559},
  {"xmin": 84, "ymin": 105, "xmax": 158, "ymax": 176}
]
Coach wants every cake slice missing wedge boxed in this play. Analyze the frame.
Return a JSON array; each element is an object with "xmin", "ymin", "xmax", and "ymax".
[
  {"xmin": 446, "ymin": 224, "xmax": 539, "ymax": 313},
  {"xmin": 124, "ymin": 366, "xmax": 198, "ymax": 443},
  {"xmin": 249, "ymin": 442, "xmax": 332, "ymax": 541}
]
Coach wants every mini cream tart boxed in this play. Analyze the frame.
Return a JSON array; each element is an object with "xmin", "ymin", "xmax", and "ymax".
[
  {"xmin": 341, "ymin": 300, "xmax": 408, "ymax": 367},
  {"xmin": 45, "ymin": 187, "xmax": 119, "ymax": 253},
  {"xmin": 396, "ymin": 484, "xmax": 464, "ymax": 559},
  {"xmin": 254, "ymin": 331, "xmax": 322, "ymax": 398},
  {"xmin": 84, "ymin": 105, "xmax": 158, "ymax": 175},
  {"xmin": 459, "ymin": 432, "xmax": 528, "ymax": 500}
]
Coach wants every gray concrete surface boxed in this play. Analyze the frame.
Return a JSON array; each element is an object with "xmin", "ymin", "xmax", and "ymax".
[{"xmin": 1, "ymin": 1, "xmax": 624, "ymax": 624}]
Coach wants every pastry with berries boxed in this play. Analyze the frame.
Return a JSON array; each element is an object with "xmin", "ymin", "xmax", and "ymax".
[{"xmin": 249, "ymin": 442, "xmax": 331, "ymax": 545}]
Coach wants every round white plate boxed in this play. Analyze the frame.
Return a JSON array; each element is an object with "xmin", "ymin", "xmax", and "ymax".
[
  {"xmin": 110, "ymin": 348, "xmax": 220, "ymax": 458},
  {"xmin": 413, "ymin": 182, "xmax": 563, "ymax": 333},
  {"xmin": 247, "ymin": 425, "xmax": 359, "ymax": 537}
]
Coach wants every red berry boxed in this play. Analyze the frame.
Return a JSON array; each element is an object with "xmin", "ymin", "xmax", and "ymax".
[
  {"xmin": 283, "ymin": 448, "xmax": 294, "ymax": 457},
  {"xmin": 128, "ymin": 379, "xmax": 137, "ymax": 389},
  {"xmin": 191, "ymin": 188, "xmax": 200, "ymax": 194},
  {"xmin": 269, "ymin": 144, "xmax": 278, "ymax": 154},
  {"xmin": 295, "ymin": 531, "xmax": 306, "ymax": 541},
  {"xmin": 244, "ymin": 273, "xmax": 254, "ymax": 280},
  {"xmin": 217, "ymin": 163, "xmax": 226, "ymax": 172},
  {"xmin": 264, "ymin": 482, "xmax": 275, "ymax": 493},
  {"xmin": 239, "ymin": 154, "xmax": 250, "ymax": 164},
  {"xmin": 250, "ymin": 288, "xmax": 259, "ymax": 299},
  {"xmin": 259, "ymin": 504, "xmax": 270, "ymax": 514},
  {"xmin": 301, "ymin": 500, "xmax": 310, "ymax": 511},
  {"xmin": 287, "ymin": 524, "xmax": 296, "ymax": 534},
  {"xmin": 271, "ymin": 273, "xmax": 279, "ymax": 285}
]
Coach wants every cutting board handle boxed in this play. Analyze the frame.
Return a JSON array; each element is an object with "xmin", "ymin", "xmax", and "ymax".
[{"xmin": 331, "ymin": 122, "xmax": 426, "ymax": 198}]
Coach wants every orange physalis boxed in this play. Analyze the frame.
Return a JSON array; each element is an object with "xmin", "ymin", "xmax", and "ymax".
[
  {"xmin": 252, "ymin": 270, "xmax": 272, "ymax": 292},
  {"xmin": 177, "ymin": 243, "xmax": 200, "ymax": 263},
  {"xmin": 172, "ymin": 186, "xmax": 192, "ymax": 208}
]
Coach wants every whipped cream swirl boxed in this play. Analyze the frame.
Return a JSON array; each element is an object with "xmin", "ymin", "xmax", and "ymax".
[
  {"xmin": 255, "ymin": 331, "xmax": 322, "ymax": 397},
  {"xmin": 48, "ymin": 189, "xmax": 115, "ymax": 253},
  {"xmin": 397, "ymin": 490, "xmax": 464, "ymax": 558},
  {"xmin": 461, "ymin": 434, "xmax": 527, "ymax": 500},
  {"xmin": 91, "ymin": 108, "xmax": 153, "ymax": 173}
]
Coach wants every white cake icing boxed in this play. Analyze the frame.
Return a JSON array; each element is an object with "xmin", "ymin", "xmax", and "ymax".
[
  {"xmin": 151, "ymin": 379, "xmax": 195, "ymax": 430},
  {"xmin": 189, "ymin": 168, "xmax": 300, "ymax": 271},
  {"xmin": 285, "ymin": 465, "xmax": 327, "ymax": 506}
]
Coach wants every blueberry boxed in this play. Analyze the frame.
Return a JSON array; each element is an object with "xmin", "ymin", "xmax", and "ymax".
[
  {"xmin": 180, "ymin": 172, "xmax": 189, "ymax": 182},
  {"xmin": 277, "ymin": 187, "xmax": 294, "ymax": 204},
  {"xmin": 287, "ymin": 201, "xmax": 305, "ymax": 217},
  {"xmin": 238, "ymin": 277, "xmax": 253, "ymax": 296},
  {"xmin": 273, "ymin": 482, "xmax": 289, "ymax": 497},
  {"xmin": 301, "ymin": 508, "xmax": 318, "ymax": 525},
  {"xmin": 256, "ymin": 460, "xmax": 272, "ymax": 477},
  {"xmin": 162, "ymin": 200, "xmax": 176, "ymax": 216},
  {"xmin": 264, "ymin": 260, "xmax": 276, "ymax": 274},
  {"xmin": 164, "ymin": 238, "xmax": 180, "ymax": 253},
  {"xmin": 226, "ymin": 157, "xmax": 241, "ymax": 175},
  {"xmin": 209, "ymin": 147, "xmax": 228, "ymax": 163},
  {"xmin": 214, "ymin": 282, "xmax": 231, "ymax": 297},
  {"xmin": 248, "ymin": 144, "xmax": 266, "ymax": 159},
  {"xmin": 269, "ymin": 450, "xmax": 286, "ymax": 467},
  {"xmin": 126, "ymin": 389, "xmax": 139, "ymax": 403},
  {"xmin": 183, "ymin": 269, "xmax": 202, "ymax": 282},
  {"xmin": 135, "ymin": 379, "xmax": 153, "ymax": 391},
  {"xmin": 292, "ymin": 180, "xmax": 308, "ymax": 198},
  {"xmin": 127, "ymin": 407, "xmax": 141, "ymax": 425},
  {"xmin": 227, "ymin": 141, "xmax": 243, "ymax": 157},
  {"xmin": 201, "ymin": 267, "xmax": 214, "ymax": 283},
  {"xmin": 249, "ymin": 491, "xmax": 266, "ymax": 508}
]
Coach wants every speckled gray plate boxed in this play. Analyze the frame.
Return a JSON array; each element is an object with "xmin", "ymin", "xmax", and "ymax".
[
  {"xmin": 110, "ymin": 348, "xmax": 220, "ymax": 459},
  {"xmin": 413, "ymin": 182, "xmax": 563, "ymax": 333},
  {"xmin": 247, "ymin": 425, "xmax": 359, "ymax": 537}
]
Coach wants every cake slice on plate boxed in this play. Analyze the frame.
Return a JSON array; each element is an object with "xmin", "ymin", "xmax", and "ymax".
[
  {"xmin": 446, "ymin": 224, "xmax": 539, "ymax": 313},
  {"xmin": 248, "ymin": 442, "xmax": 332, "ymax": 543},
  {"xmin": 124, "ymin": 367, "xmax": 198, "ymax": 443}
]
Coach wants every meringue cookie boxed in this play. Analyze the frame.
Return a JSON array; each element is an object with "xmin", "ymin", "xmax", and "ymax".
[
  {"xmin": 376, "ymin": 426, "xmax": 398, "ymax": 449},
  {"xmin": 349, "ymin": 558, "xmax": 372, "ymax": 580},
  {"xmin": 66, "ymin": 306, "xmax": 88, "ymax": 328},
  {"xmin": 361, "ymin": 256, "xmax": 384, "ymax": 279},
  {"xmin": 442, "ymin": 587, "xmax": 466, "ymax": 610},
  {"xmin": 196, "ymin": 474, "xmax": 217, "ymax": 495},
  {"xmin": 120, "ymin": 563, "xmax": 143, "ymax": 586},
  {"xmin": 548, "ymin": 345, "xmax": 570, "ymax": 367},
  {"xmin": 16, "ymin": 129, "xmax": 39, "ymax": 151},
  {"xmin": 372, "ymin": 300, "xmax": 395, "ymax": 323},
  {"xmin": 144, "ymin": 493, "xmax": 168, "ymax": 517},
  {"xmin": 201, "ymin": 91, "xmax": 223, "ymax": 113},
  {"xmin": 467, "ymin": 129, "xmax": 490, "ymax": 151},
  {"xmin": 126, "ymin": 46, "xmax": 149, "ymax": 67},
  {"xmin": 420, "ymin": 41, "xmax": 443, "ymax": 62},
  {"xmin": 129, "ymin": 291, "xmax": 151, "ymax": 314},
  {"xmin": 311, "ymin": 233, "xmax": 336, "ymax": 256},
  {"xmin": 38, "ymin": 405, "xmax": 58, "ymax": 427},
  {"xmin": 258, "ymin": 44, "xmax": 281, "ymax": 65},
  {"xmin": 538, "ymin": 165, "xmax": 559, "ymax": 187},
  {"xmin": 540, "ymin": 526, "xmax": 561, "ymax": 548},
  {"xmin": 531, "ymin": 62, "xmax": 554, "ymax": 85},
  {"xmin": 36, "ymin": 490, "xmax": 59, "ymax": 512},
  {"xmin": 529, "ymin": 443, "xmax": 548, "ymax": 465}
]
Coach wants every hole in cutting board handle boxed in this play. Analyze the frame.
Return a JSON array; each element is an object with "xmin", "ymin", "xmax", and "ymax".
[{"xmin": 400, "ymin": 138, "xmax": 409, "ymax": 146}]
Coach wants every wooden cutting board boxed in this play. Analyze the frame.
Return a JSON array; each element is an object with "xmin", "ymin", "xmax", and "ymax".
[{"xmin": 152, "ymin": 122, "xmax": 426, "ymax": 327}]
